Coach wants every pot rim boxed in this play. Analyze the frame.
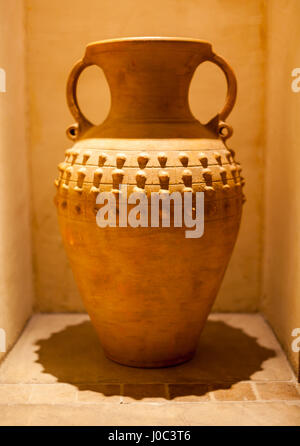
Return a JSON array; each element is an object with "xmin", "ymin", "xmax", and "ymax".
[{"xmin": 85, "ymin": 36, "xmax": 212, "ymax": 54}]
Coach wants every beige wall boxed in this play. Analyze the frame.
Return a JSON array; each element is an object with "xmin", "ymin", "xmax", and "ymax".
[
  {"xmin": 25, "ymin": 0, "xmax": 265, "ymax": 312},
  {"xmin": 262, "ymin": 0, "xmax": 300, "ymax": 375},
  {"xmin": 0, "ymin": 0, "xmax": 33, "ymax": 363}
]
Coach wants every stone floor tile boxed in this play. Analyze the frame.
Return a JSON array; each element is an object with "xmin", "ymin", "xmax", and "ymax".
[
  {"xmin": 179, "ymin": 401, "xmax": 300, "ymax": 426},
  {"xmin": 209, "ymin": 313, "xmax": 294, "ymax": 381},
  {"xmin": 123, "ymin": 384, "xmax": 167, "ymax": 402},
  {"xmin": 0, "ymin": 314, "xmax": 89, "ymax": 384},
  {"xmin": 77, "ymin": 384, "xmax": 121, "ymax": 403},
  {"xmin": 1, "ymin": 402, "xmax": 299, "ymax": 426},
  {"xmin": 0, "ymin": 405, "xmax": 31, "ymax": 426},
  {"xmin": 29, "ymin": 384, "xmax": 77, "ymax": 404},
  {"xmin": 256, "ymin": 382, "xmax": 300, "ymax": 401},
  {"xmin": 0, "ymin": 384, "xmax": 31, "ymax": 404},
  {"xmin": 168, "ymin": 384, "xmax": 211, "ymax": 402},
  {"xmin": 25, "ymin": 404, "xmax": 186, "ymax": 426},
  {"xmin": 211, "ymin": 382, "xmax": 256, "ymax": 401}
]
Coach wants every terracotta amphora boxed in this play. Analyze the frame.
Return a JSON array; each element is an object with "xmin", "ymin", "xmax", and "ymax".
[{"xmin": 54, "ymin": 37, "xmax": 245, "ymax": 367}]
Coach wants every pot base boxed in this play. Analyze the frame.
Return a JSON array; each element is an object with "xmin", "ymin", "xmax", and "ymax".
[{"xmin": 104, "ymin": 351, "xmax": 196, "ymax": 369}]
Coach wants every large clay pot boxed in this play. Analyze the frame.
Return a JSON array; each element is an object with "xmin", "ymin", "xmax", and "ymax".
[{"xmin": 55, "ymin": 37, "xmax": 245, "ymax": 368}]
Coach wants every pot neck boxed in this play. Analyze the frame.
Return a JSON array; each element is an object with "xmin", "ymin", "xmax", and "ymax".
[
  {"xmin": 87, "ymin": 39, "xmax": 211, "ymax": 124},
  {"xmin": 105, "ymin": 69, "xmax": 196, "ymax": 123}
]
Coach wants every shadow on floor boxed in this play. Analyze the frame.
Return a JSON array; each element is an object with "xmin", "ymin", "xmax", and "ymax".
[{"xmin": 34, "ymin": 320, "xmax": 276, "ymax": 400}]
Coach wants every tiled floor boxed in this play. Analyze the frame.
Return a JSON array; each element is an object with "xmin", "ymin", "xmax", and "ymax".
[{"xmin": 0, "ymin": 313, "xmax": 299, "ymax": 426}]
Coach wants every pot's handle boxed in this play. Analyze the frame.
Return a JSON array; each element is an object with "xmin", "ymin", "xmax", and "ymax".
[
  {"xmin": 66, "ymin": 59, "xmax": 94, "ymax": 140},
  {"xmin": 204, "ymin": 52, "xmax": 237, "ymax": 139}
]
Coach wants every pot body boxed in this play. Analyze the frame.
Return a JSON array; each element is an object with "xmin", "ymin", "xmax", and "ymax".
[{"xmin": 55, "ymin": 38, "xmax": 245, "ymax": 367}]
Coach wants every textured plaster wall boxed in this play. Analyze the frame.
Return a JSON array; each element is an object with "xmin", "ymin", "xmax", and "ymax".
[
  {"xmin": 262, "ymin": 0, "xmax": 300, "ymax": 375},
  {"xmin": 26, "ymin": 0, "xmax": 265, "ymax": 312},
  {"xmin": 0, "ymin": 0, "xmax": 33, "ymax": 363}
]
